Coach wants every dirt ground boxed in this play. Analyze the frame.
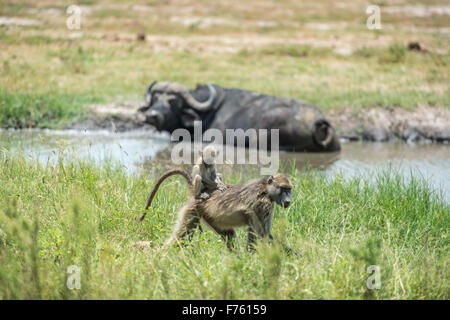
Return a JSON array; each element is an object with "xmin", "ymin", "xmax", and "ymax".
[{"xmin": 329, "ymin": 105, "xmax": 450, "ymax": 142}]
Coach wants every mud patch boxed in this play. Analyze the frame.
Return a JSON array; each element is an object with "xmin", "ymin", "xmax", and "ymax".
[
  {"xmin": 0, "ymin": 17, "xmax": 41, "ymax": 26},
  {"xmin": 66, "ymin": 100, "xmax": 152, "ymax": 132},
  {"xmin": 330, "ymin": 106, "xmax": 450, "ymax": 143},
  {"xmin": 169, "ymin": 16, "xmax": 239, "ymax": 28},
  {"xmin": 384, "ymin": 5, "xmax": 450, "ymax": 17}
]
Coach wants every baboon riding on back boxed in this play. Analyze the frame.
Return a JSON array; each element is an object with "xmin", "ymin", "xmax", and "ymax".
[
  {"xmin": 138, "ymin": 154, "xmax": 299, "ymax": 255},
  {"xmin": 167, "ymin": 173, "xmax": 296, "ymax": 255}
]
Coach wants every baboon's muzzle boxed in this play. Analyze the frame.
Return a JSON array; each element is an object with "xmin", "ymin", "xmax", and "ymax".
[{"xmin": 281, "ymin": 200, "xmax": 291, "ymax": 208}]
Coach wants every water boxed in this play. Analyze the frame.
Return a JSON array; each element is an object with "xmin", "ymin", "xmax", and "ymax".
[
  {"xmin": 0, "ymin": 129, "xmax": 170, "ymax": 171},
  {"xmin": 1, "ymin": 129, "xmax": 449, "ymax": 201}
]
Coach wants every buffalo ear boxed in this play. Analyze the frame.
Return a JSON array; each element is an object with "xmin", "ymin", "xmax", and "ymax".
[{"xmin": 180, "ymin": 108, "xmax": 200, "ymax": 128}]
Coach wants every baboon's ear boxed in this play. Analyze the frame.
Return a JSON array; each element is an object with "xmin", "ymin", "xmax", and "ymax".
[{"xmin": 267, "ymin": 176, "xmax": 274, "ymax": 184}]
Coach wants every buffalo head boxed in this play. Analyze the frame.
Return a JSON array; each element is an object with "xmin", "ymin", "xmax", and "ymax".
[{"xmin": 138, "ymin": 81, "xmax": 216, "ymax": 132}]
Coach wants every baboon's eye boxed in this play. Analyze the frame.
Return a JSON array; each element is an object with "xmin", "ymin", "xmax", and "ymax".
[{"xmin": 281, "ymin": 187, "xmax": 291, "ymax": 194}]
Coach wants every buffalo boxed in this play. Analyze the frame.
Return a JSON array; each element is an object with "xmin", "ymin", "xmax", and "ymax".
[{"xmin": 138, "ymin": 81, "xmax": 340, "ymax": 152}]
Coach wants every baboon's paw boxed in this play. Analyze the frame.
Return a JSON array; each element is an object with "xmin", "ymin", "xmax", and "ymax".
[{"xmin": 200, "ymin": 192, "xmax": 210, "ymax": 200}]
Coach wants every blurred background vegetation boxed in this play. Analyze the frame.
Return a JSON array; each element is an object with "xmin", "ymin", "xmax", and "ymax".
[{"xmin": 0, "ymin": 0, "xmax": 449, "ymax": 127}]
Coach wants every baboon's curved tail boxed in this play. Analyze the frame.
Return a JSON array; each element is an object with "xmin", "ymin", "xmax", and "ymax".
[{"xmin": 137, "ymin": 169, "xmax": 193, "ymax": 223}]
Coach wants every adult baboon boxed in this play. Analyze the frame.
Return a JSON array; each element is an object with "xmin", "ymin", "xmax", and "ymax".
[{"xmin": 166, "ymin": 173, "xmax": 299, "ymax": 255}]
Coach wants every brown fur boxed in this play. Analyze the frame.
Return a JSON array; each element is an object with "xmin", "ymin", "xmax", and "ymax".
[
  {"xmin": 165, "ymin": 174, "xmax": 298, "ymax": 255},
  {"xmin": 192, "ymin": 145, "xmax": 226, "ymax": 199},
  {"xmin": 137, "ymin": 146, "xmax": 226, "ymax": 222}
]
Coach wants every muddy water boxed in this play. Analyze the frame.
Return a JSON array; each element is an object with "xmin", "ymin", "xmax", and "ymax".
[{"xmin": 1, "ymin": 129, "xmax": 449, "ymax": 201}]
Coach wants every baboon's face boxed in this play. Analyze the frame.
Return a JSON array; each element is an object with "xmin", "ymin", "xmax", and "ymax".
[
  {"xmin": 267, "ymin": 174, "xmax": 293, "ymax": 208},
  {"xmin": 202, "ymin": 146, "xmax": 218, "ymax": 165}
]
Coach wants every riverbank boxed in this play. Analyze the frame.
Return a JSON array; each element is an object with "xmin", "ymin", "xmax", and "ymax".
[
  {"xmin": 330, "ymin": 106, "xmax": 450, "ymax": 143},
  {"xmin": 65, "ymin": 101, "xmax": 450, "ymax": 143},
  {"xmin": 0, "ymin": 154, "xmax": 448, "ymax": 299}
]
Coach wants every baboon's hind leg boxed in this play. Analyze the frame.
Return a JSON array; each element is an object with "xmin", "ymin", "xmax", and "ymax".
[
  {"xmin": 165, "ymin": 204, "xmax": 201, "ymax": 248},
  {"xmin": 218, "ymin": 229, "xmax": 237, "ymax": 251}
]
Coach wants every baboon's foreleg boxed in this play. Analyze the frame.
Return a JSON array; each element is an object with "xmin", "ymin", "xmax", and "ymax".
[
  {"xmin": 246, "ymin": 211, "xmax": 269, "ymax": 252},
  {"xmin": 247, "ymin": 230, "xmax": 300, "ymax": 256},
  {"xmin": 268, "ymin": 234, "xmax": 302, "ymax": 257},
  {"xmin": 165, "ymin": 204, "xmax": 201, "ymax": 248},
  {"xmin": 193, "ymin": 175, "xmax": 203, "ymax": 199},
  {"xmin": 248, "ymin": 212, "xmax": 269, "ymax": 237},
  {"xmin": 215, "ymin": 173, "xmax": 227, "ymax": 191}
]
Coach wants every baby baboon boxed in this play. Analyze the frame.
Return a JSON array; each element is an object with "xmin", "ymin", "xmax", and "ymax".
[
  {"xmin": 166, "ymin": 173, "xmax": 299, "ymax": 256},
  {"xmin": 192, "ymin": 145, "xmax": 226, "ymax": 200},
  {"xmin": 137, "ymin": 146, "xmax": 226, "ymax": 223}
]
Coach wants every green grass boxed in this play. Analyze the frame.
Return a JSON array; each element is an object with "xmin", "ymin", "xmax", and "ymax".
[
  {"xmin": 0, "ymin": 89, "xmax": 101, "ymax": 129},
  {"xmin": 0, "ymin": 153, "xmax": 448, "ymax": 299}
]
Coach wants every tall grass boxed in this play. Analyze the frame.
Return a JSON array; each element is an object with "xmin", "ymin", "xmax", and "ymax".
[{"xmin": 0, "ymin": 153, "xmax": 448, "ymax": 299}]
